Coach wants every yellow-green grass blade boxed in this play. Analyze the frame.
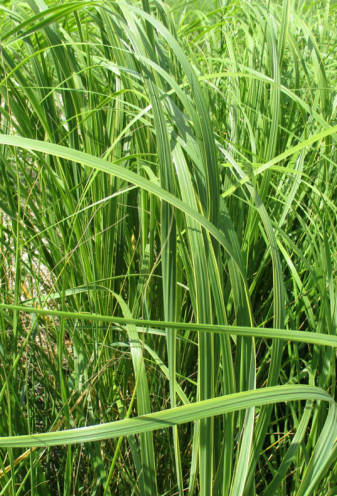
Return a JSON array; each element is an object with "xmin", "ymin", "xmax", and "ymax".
[
  {"xmin": 1, "ymin": 304, "xmax": 337, "ymax": 349},
  {"xmin": 0, "ymin": 386, "xmax": 332, "ymax": 448},
  {"xmin": 0, "ymin": 134, "xmax": 248, "ymax": 294}
]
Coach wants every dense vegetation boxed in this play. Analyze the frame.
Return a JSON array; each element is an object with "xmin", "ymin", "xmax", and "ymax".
[{"xmin": 0, "ymin": 0, "xmax": 337, "ymax": 494}]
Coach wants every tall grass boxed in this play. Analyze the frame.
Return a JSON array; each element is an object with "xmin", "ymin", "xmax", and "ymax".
[{"xmin": 0, "ymin": 0, "xmax": 337, "ymax": 494}]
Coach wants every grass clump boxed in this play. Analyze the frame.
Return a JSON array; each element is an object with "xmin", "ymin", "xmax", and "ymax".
[{"xmin": 0, "ymin": 0, "xmax": 337, "ymax": 494}]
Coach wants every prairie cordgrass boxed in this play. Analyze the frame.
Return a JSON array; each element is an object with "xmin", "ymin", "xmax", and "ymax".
[{"xmin": 0, "ymin": 0, "xmax": 337, "ymax": 494}]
